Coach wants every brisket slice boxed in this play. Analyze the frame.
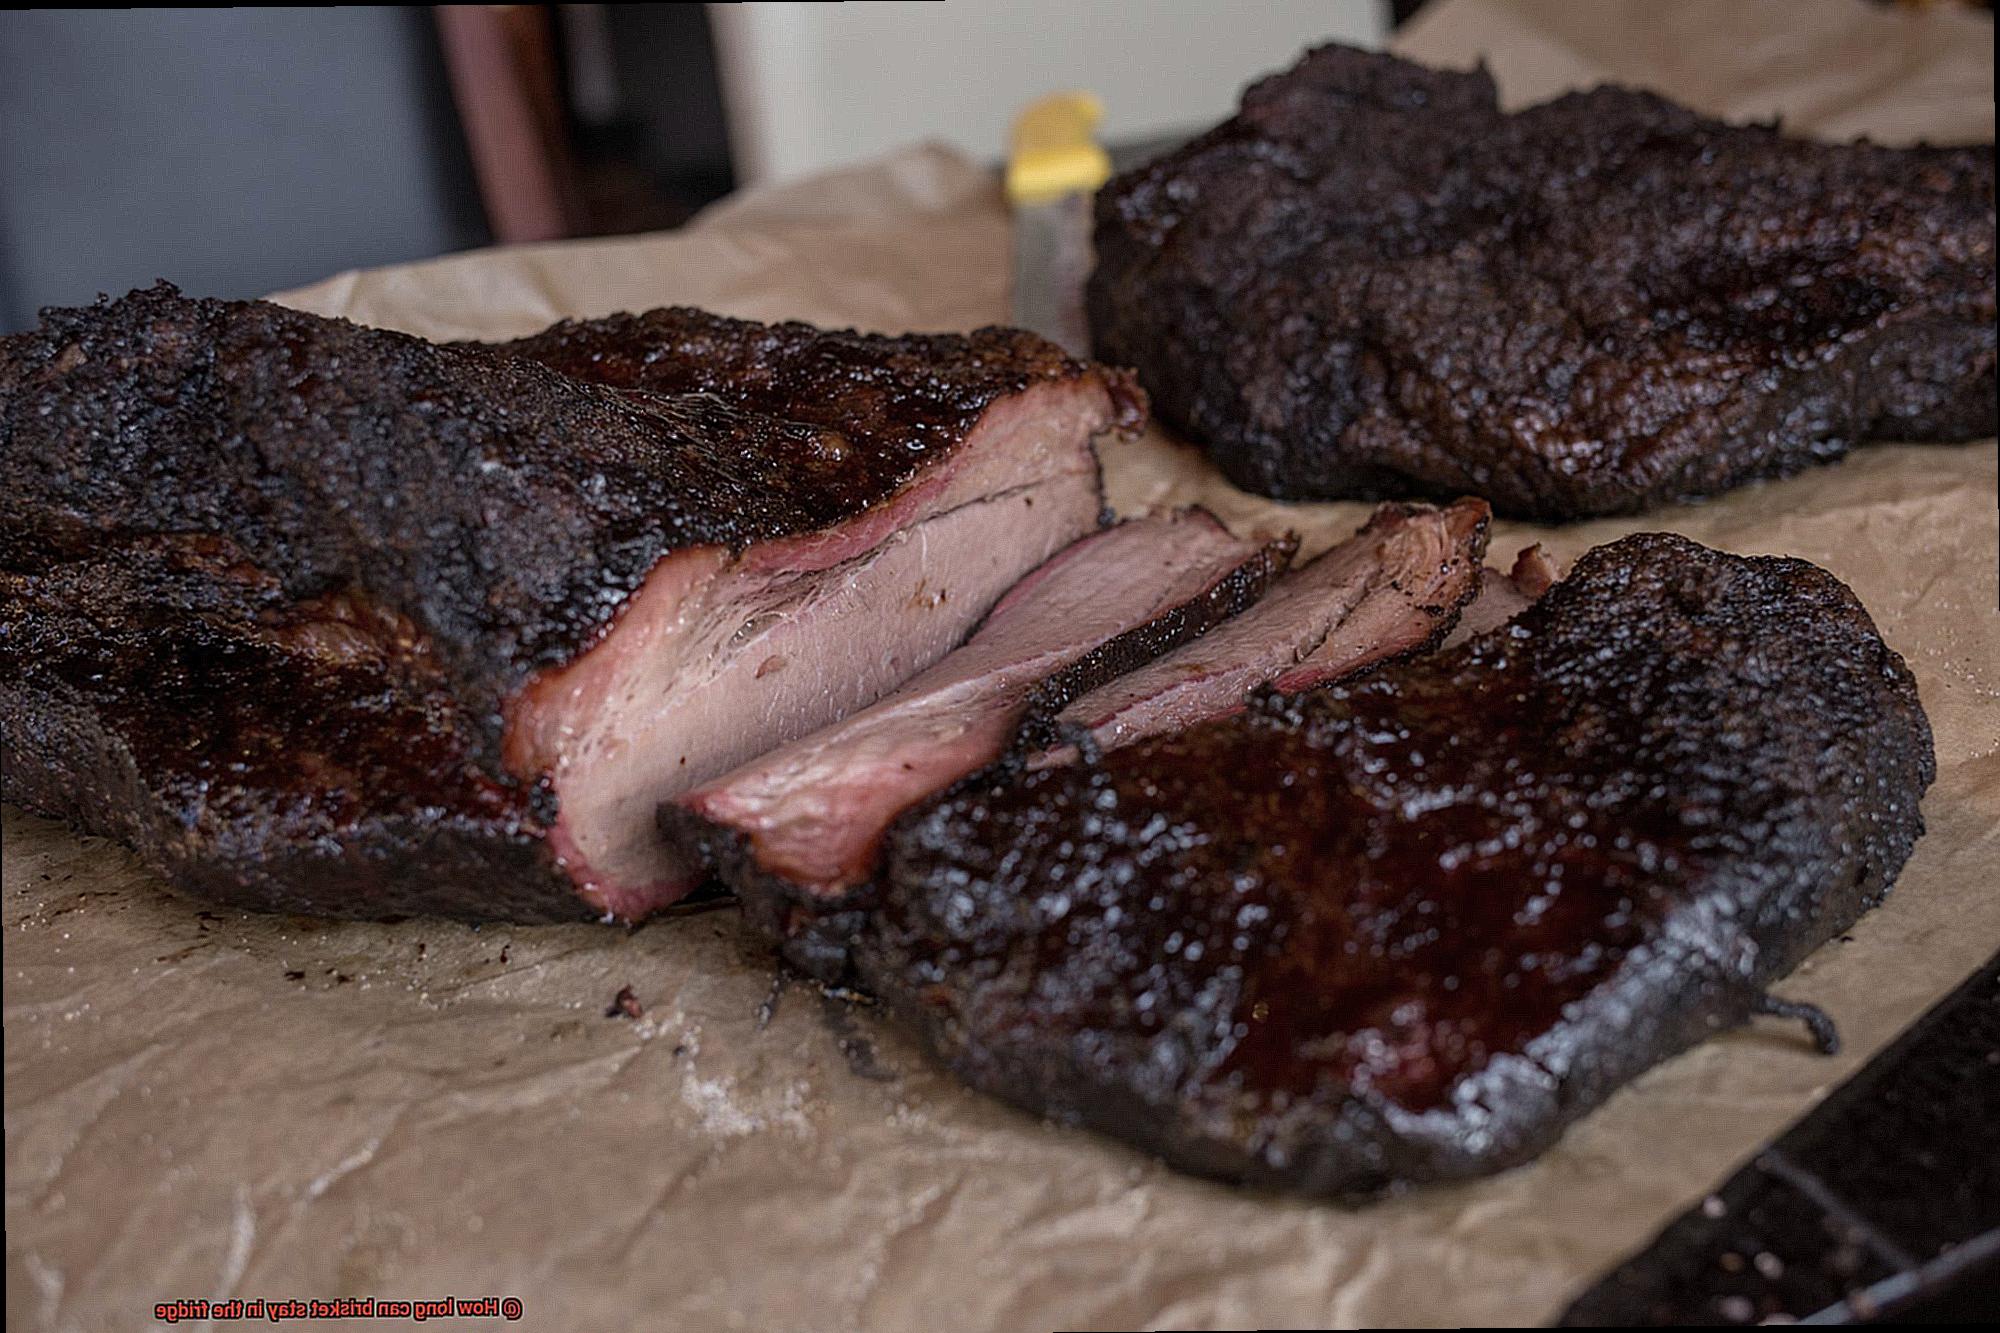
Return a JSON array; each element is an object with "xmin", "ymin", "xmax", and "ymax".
[
  {"xmin": 863, "ymin": 534, "xmax": 1934, "ymax": 1197},
  {"xmin": 1088, "ymin": 45, "xmax": 1997, "ymax": 520},
  {"xmin": 663, "ymin": 508, "xmax": 1293, "ymax": 979},
  {"xmin": 0, "ymin": 284, "xmax": 1137, "ymax": 920},
  {"xmin": 1440, "ymin": 544, "xmax": 1561, "ymax": 649},
  {"xmin": 1030, "ymin": 498, "xmax": 1488, "ymax": 762}
]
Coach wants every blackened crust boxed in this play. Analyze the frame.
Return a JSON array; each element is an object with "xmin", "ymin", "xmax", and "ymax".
[
  {"xmin": 0, "ymin": 536, "xmax": 588, "ymax": 922},
  {"xmin": 2, "ymin": 285, "xmax": 1139, "ymax": 742},
  {"xmin": 1088, "ymin": 45, "xmax": 1997, "ymax": 519},
  {"xmin": 482, "ymin": 305, "xmax": 1147, "ymax": 454},
  {"xmin": 866, "ymin": 534, "xmax": 1935, "ymax": 1197}
]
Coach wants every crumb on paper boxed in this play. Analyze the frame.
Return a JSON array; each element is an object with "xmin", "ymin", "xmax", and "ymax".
[{"xmin": 606, "ymin": 985, "xmax": 644, "ymax": 1020}]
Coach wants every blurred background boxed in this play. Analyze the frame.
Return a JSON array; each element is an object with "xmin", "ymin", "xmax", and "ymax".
[
  {"xmin": 3, "ymin": 1, "xmax": 1983, "ymax": 332},
  {"xmin": 0, "ymin": 2, "xmax": 1407, "ymax": 331}
]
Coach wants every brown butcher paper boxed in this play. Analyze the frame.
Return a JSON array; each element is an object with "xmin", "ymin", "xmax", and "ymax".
[{"xmin": 6, "ymin": 0, "xmax": 1995, "ymax": 1327}]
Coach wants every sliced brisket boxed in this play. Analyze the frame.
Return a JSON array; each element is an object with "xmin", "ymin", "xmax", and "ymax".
[
  {"xmin": 0, "ymin": 284, "xmax": 1138, "ymax": 920},
  {"xmin": 1035, "ymin": 497, "xmax": 1488, "ymax": 761},
  {"xmin": 863, "ymin": 534, "xmax": 1935, "ymax": 1196},
  {"xmin": 664, "ymin": 508, "xmax": 1292, "ymax": 977},
  {"xmin": 1088, "ymin": 45, "xmax": 1997, "ymax": 519},
  {"xmin": 1441, "ymin": 544, "xmax": 1561, "ymax": 649}
]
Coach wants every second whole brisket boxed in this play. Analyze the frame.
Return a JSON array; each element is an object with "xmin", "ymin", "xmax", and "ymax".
[{"xmin": 1088, "ymin": 45, "xmax": 1997, "ymax": 519}]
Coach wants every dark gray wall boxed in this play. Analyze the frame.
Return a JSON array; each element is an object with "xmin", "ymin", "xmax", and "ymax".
[{"xmin": 0, "ymin": 7, "xmax": 487, "ymax": 331}]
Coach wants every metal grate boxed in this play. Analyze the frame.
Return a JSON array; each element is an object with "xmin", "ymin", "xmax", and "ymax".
[{"xmin": 1561, "ymin": 953, "xmax": 2000, "ymax": 1324}]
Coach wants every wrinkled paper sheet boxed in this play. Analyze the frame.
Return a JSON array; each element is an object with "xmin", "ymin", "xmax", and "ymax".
[{"xmin": 6, "ymin": 1, "xmax": 1995, "ymax": 1327}]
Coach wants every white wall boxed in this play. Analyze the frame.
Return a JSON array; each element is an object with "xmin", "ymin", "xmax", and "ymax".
[{"xmin": 709, "ymin": 0, "xmax": 1389, "ymax": 185}]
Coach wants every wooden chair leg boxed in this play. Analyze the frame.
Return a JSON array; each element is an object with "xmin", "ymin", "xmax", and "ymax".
[{"xmin": 434, "ymin": 4, "xmax": 583, "ymax": 244}]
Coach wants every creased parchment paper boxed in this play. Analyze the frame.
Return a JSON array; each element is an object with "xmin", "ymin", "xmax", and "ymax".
[{"xmin": 6, "ymin": 1, "xmax": 1995, "ymax": 1328}]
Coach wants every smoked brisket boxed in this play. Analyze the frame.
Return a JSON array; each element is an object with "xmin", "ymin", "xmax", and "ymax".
[
  {"xmin": 1088, "ymin": 45, "xmax": 1997, "ymax": 519},
  {"xmin": 862, "ymin": 533, "xmax": 1935, "ymax": 1196},
  {"xmin": 1, "ymin": 284, "xmax": 1137, "ymax": 919}
]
